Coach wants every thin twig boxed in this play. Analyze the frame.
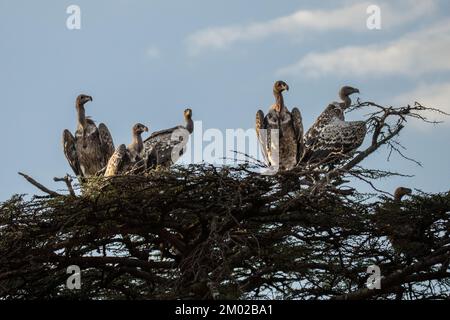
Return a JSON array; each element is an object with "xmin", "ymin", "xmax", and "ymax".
[
  {"xmin": 54, "ymin": 174, "xmax": 76, "ymax": 196},
  {"xmin": 18, "ymin": 172, "xmax": 61, "ymax": 197}
]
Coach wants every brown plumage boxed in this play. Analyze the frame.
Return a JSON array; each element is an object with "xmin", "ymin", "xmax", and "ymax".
[
  {"xmin": 256, "ymin": 81, "xmax": 303, "ymax": 170},
  {"xmin": 143, "ymin": 108, "xmax": 194, "ymax": 168},
  {"xmin": 105, "ymin": 123, "xmax": 151, "ymax": 176},
  {"xmin": 394, "ymin": 187, "xmax": 412, "ymax": 202},
  {"xmin": 301, "ymin": 86, "xmax": 365, "ymax": 164},
  {"xmin": 62, "ymin": 94, "xmax": 115, "ymax": 178}
]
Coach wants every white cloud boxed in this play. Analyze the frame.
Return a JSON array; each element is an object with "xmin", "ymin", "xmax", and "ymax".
[
  {"xmin": 277, "ymin": 20, "xmax": 450, "ymax": 78},
  {"xmin": 146, "ymin": 46, "xmax": 160, "ymax": 59},
  {"xmin": 186, "ymin": 0, "xmax": 436, "ymax": 55},
  {"xmin": 393, "ymin": 82, "xmax": 450, "ymax": 127}
]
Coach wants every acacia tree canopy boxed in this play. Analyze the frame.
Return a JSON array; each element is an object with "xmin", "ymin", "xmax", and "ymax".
[{"xmin": 0, "ymin": 101, "xmax": 449, "ymax": 300}]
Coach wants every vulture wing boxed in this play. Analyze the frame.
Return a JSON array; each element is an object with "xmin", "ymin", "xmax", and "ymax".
[
  {"xmin": 98, "ymin": 123, "xmax": 115, "ymax": 162},
  {"xmin": 62, "ymin": 129, "xmax": 81, "ymax": 177},
  {"xmin": 255, "ymin": 110, "xmax": 270, "ymax": 166},
  {"xmin": 291, "ymin": 107, "xmax": 304, "ymax": 164},
  {"xmin": 144, "ymin": 146, "xmax": 159, "ymax": 170},
  {"xmin": 303, "ymin": 103, "xmax": 343, "ymax": 148},
  {"xmin": 146, "ymin": 125, "xmax": 184, "ymax": 139},
  {"xmin": 305, "ymin": 120, "xmax": 366, "ymax": 163},
  {"xmin": 144, "ymin": 125, "xmax": 189, "ymax": 167},
  {"xmin": 301, "ymin": 103, "xmax": 345, "ymax": 163}
]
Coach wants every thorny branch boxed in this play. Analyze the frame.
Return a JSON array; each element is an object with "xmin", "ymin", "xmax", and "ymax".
[{"xmin": 1, "ymin": 101, "xmax": 449, "ymax": 300}]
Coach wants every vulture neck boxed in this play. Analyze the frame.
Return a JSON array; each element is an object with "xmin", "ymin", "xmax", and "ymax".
[
  {"xmin": 394, "ymin": 193, "xmax": 405, "ymax": 202},
  {"xmin": 340, "ymin": 95, "xmax": 352, "ymax": 109},
  {"xmin": 273, "ymin": 90, "xmax": 285, "ymax": 113},
  {"xmin": 185, "ymin": 118, "xmax": 194, "ymax": 134},
  {"xmin": 76, "ymin": 103, "xmax": 87, "ymax": 127},
  {"xmin": 131, "ymin": 132, "xmax": 144, "ymax": 154}
]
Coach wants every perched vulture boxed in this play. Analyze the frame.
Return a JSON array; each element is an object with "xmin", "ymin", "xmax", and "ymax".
[
  {"xmin": 62, "ymin": 94, "xmax": 115, "ymax": 178},
  {"xmin": 301, "ymin": 86, "xmax": 366, "ymax": 164},
  {"xmin": 394, "ymin": 187, "xmax": 412, "ymax": 202},
  {"xmin": 256, "ymin": 81, "xmax": 303, "ymax": 170},
  {"xmin": 375, "ymin": 187, "xmax": 433, "ymax": 261},
  {"xmin": 143, "ymin": 108, "xmax": 194, "ymax": 168},
  {"xmin": 105, "ymin": 123, "xmax": 153, "ymax": 176}
]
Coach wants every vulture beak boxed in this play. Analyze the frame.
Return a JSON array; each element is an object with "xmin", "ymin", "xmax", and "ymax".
[
  {"xmin": 354, "ymin": 88, "xmax": 360, "ymax": 94},
  {"xmin": 144, "ymin": 126, "xmax": 149, "ymax": 132},
  {"xmin": 88, "ymin": 96, "xmax": 93, "ymax": 101},
  {"xmin": 284, "ymin": 84, "xmax": 289, "ymax": 91}
]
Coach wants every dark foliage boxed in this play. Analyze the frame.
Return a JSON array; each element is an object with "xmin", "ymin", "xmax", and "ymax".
[{"xmin": 0, "ymin": 101, "xmax": 449, "ymax": 300}]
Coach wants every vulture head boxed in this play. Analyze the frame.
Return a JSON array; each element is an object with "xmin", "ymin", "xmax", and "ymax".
[
  {"xmin": 273, "ymin": 80, "xmax": 289, "ymax": 94},
  {"xmin": 184, "ymin": 108, "xmax": 194, "ymax": 134},
  {"xmin": 184, "ymin": 108, "xmax": 193, "ymax": 120},
  {"xmin": 339, "ymin": 86, "xmax": 359, "ymax": 102},
  {"xmin": 273, "ymin": 81, "xmax": 289, "ymax": 112},
  {"xmin": 394, "ymin": 187, "xmax": 412, "ymax": 202},
  {"xmin": 339, "ymin": 86, "xmax": 359, "ymax": 109},
  {"xmin": 76, "ymin": 94, "xmax": 93, "ymax": 107},
  {"xmin": 133, "ymin": 123, "xmax": 149, "ymax": 135}
]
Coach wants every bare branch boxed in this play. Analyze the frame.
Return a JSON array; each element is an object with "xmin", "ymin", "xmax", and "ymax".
[
  {"xmin": 53, "ymin": 174, "xmax": 76, "ymax": 196},
  {"xmin": 18, "ymin": 172, "xmax": 61, "ymax": 197}
]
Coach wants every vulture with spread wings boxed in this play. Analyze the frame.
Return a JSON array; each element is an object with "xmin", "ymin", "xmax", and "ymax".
[
  {"xmin": 256, "ymin": 81, "xmax": 303, "ymax": 171},
  {"xmin": 62, "ymin": 94, "xmax": 115, "ymax": 178}
]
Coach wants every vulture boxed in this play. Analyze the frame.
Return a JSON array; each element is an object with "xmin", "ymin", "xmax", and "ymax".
[
  {"xmin": 375, "ymin": 187, "xmax": 433, "ymax": 261},
  {"xmin": 301, "ymin": 86, "xmax": 366, "ymax": 164},
  {"xmin": 143, "ymin": 108, "xmax": 194, "ymax": 168},
  {"xmin": 62, "ymin": 94, "xmax": 115, "ymax": 178},
  {"xmin": 394, "ymin": 187, "xmax": 412, "ymax": 202},
  {"xmin": 105, "ymin": 123, "xmax": 153, "ymax": 176},
  {"xmin": 256, "ymin": 81, "xmax": 303, "ymax": 171}
]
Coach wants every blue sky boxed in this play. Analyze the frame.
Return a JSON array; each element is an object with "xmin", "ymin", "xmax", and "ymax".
[{"xmin": 1, "ymin": 0, "xmax": 449, "ymax": 200}]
